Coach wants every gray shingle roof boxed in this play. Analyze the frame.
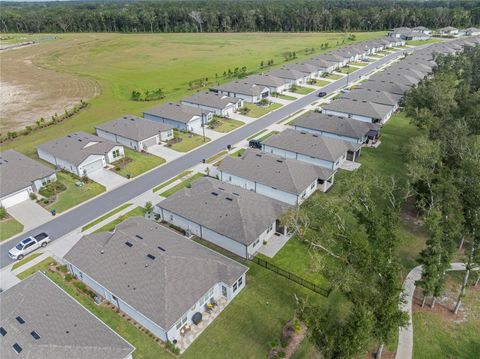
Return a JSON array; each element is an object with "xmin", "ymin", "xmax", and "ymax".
[
  {"xmin": 210, "ymin": 81, "xmax": 268, "ymax": 96},
  {"xmin": 283, "ymin": 63, "xmax": 318, "ymax": 74},
  {"xmin": 371, "ymin": 72, "xmax": 419, "ymax": 86},
  {"xmin": 0, "ymin": 272, "xmax": 134, "ymax": 359},
  {"xmin": 96, "ymin": 115, "xmax": 173, "ymax": 142},
  {"xmin": 64, "ymin": 216, "xmax": 247, "ymax": 331},
  {"xmin": 219, "ymin": 149, "xmax": 334, "ymax": 195},
  {"xmin": 37, "ymin": 132, "xmax": 119, "ymax": 166},
  {"xmin": 292, "ymin": 112, "xmax": 379, "ymax": 140},
  {"xmin": 340, "ymin": 88, "xmax": 402, "ymax": 107},
  {"xmin": 181, "ymin": 91, "xmax": 242, "ymax": 110},
  {"xmin": 357, "ymin": 80, "xmax": 410, "ymax": 95},
  {"xmin": 304, "ymin": 57, "xmax": 337, "ymax": 69},
  {"xmin": 0, "ymin": 150, "xmax": 55, "ymax": 197},
  {"xmin": 144, "ymin": 102, "xmax": 209, "ymax": 124},
  {"xmin": 158, "ymin": 177, "xmax": 291, "ymax": 246},
  {"xmin": 268, "ymin": 68, "xmax": 306, "ymax": 81},
  {"xmin": 322, "ymin": 99, "xmax": 393, "ymax": 120},
  {"xmin": 262, "ymin": 128, "xmax": 349, "ymax": 162},
  {"xmin": 244, "ymin": 74, "xmax": 288, "ymax": 88}
]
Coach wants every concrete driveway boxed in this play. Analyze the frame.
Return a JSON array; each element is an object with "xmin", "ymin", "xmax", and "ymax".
[
  {"xmin": 88, "ymin": 168, "xmax": 129, "ymax": 190},
  {"xmin": 8, "ymin": 200, "xmax": 53, "ymax": 231},
  {"xmin": 148, "ymin": 144, "xmax": 183, "ymax": 161}
]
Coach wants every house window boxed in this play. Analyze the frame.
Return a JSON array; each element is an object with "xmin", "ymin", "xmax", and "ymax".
[
  {"xmin": 112, "ymin": 295, "xmax": 117, "ymax": 301},
  {"xmin": 176, "ymin": 321, "xmax": 182, "ymax": 330},
  {"xmin": 79, "ymin": 271, "xmax": 83, "ymax": 279},
  {"xmin": 310, "ymin": 183, "xmax": 315, "ymax": 189},
  {"xmin": 228, "ymin": 176, "xmax": 232, "ymax": 181},
  {"xmin": 238, "ymin": 277, "xmax": 243, "ymax": 287},
  {"xmin": 169, "ymin": 215, "xmax": 174, "ymax": 221},
  {"xmin": 233, "ymin": 283, "xmax": 238, "ymax": 292},
  {"xmin": 182, "ymin": 316, "xmax": 187, "ymax": 324},
  {"xmin": 112, "ymin": 149, "xmax": 121, "ymax": 158}
]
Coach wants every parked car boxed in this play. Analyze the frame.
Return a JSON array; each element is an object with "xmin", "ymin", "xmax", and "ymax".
[
  {"xmin": 317, "ymin": 91, "xmax": 327, "ymax": 97},
  {"xmin": 248, "ymin": 139, "xmax": 262, "ymax": 149},
  {"xmin": 340, "ymin": 89, "xmax": 350, "ymax": 94},
  {"xmin": 8, "ymin": 233, "xmax": 50, "ymax": 260}
]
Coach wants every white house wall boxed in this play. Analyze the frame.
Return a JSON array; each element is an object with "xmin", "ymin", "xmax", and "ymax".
[
  {"xmin": 262, "ymin": 144, "xmax": 341, "ymax": 170},
  {"xmin": 32, "ymin": 173, "xmax": 57, "ymax": 192},
  {"xmin": 37, "ymin": 148, "xmax": 81, "ymax": 176},
  {"xmin": 105, "ymin": 146, "xmax": 125, "ymax": 163}
]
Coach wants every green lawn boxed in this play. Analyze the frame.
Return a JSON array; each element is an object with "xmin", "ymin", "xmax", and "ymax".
[
  {"xmin": 93, "ymin": 206, "xmax": 147, "ymax": 233},
  {"xmin": 17, "ymin": 257, "xmax": 56, "ymax": 280},
  {"xmin": 209, "ymin": 117, "xmax": 244, "ymax": 133},
  {"xmin": 82, "ymin": 203, "xmax": 132, "ymax": 232},
  {"xmin": 338, "ymin": 66, "xmax": 358, "ymax": 74},
  {"xmin": 11, "ymin": 252, "xmax": 43, "ymax": 271},
  {"xmin": 0, "ymin": 217, "xmax": 24, "ymax": 242},
  {"xmin": 291, "ymin": 86, "xmax": 315, "ymax": 95},
  {"xmin": 274, "ymin": 93, "xmax": 297, "ymax": 101},
  {"xmin": 1, "ymin": 31, "xmax": 385, "ymax": 158},
  {"xmin": 349, "ymin": 61, "xmax": 368, "ymax": 67},
  {"xmin": 153, "ymin": 170, "xmax": 193, "ymax": 192},
  {"xmin": 229, "ymin": 148, "xmax": 246, "ymax": 157},
  {"xmin": 310, "ymin": 79, "xmax": 330, "ymax": 87},
  {"xmin": 413, "ymin": 272, "xmax": 480, "ymax": 359},
  {"xmin": 112, "ymin": 149, "xmax": 165, "ymax": 178},
  {"xmin": 323, "ymin": 73, "xmax": 343, "ymax": 80},
  {"xmin": 291, "ymin": 338, "xmax": 322, "ymax": 359},
  {"xmin": 168, "ymin": 131, "xmax": 210, "ymax": 152},
  {"xmin": 207, "ymin": 150, "xmax": 228, "ymax": 164},
  {"xmin": 247, "ymin": 129, "xmax": 268, "ymax": 140},
  {"xmin": 407, "ymin": 39, "xmax": 442, "ymax": 46},
  {"xmin": 159, "ymin": 173, "xmax": 205, "ymax": 197},
  {"xmin": 46, "ymin": 172, "xmax": 106, "ymax": 213},
  {"xmin": 257, "ymin": 130, "xmax": 279, "ymax": 142},
  {"xmin": 241, "ymin": 103, "xmax": 282, "ymax": 118}
]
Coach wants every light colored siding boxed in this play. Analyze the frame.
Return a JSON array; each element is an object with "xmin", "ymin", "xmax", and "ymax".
[
  {"xmin": 37, "ymin": 148, "xmax": 81, "ymax": 176},
  {"xmin": 32, "ymin": 173, "xmax": 57, "ymax": 192},
  {"xmin": 263, "ymin": 144, "xmax": 342, "ymax": 170},
  {"xmin": 144, "ymin": 113, "xmax": 189, "ymax": 131},
  {"xmin": 202, "ymin": 227, "xmax": 248, "ymax": 258},
  {"xmin": 96, "ymin": 128, "xmax": 143, "ymax": 151},
  {"xmin": 105, "ymin": 146, "xmax": 125, "ymax": 163}
]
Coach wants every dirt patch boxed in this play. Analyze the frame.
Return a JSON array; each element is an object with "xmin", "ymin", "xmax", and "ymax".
[
  {"xmin": 0, "ymin": 40, "xmax": 99, "ymax": 132},
  {"xmin": 412, "ymin": 278, "xmax": 467, "ymax": 323}
]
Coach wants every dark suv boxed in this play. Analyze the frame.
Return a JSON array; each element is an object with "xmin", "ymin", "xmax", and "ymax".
[
  {"xmin": 317, "ymin": 91, "xmax": 327, "ymax": 97},
  {"xmin": 249, "ymin": 139, "xmax": 262, "ymax": 149}
]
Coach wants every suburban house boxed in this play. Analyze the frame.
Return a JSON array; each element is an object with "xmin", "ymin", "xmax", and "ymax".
[
  {"xmin": 64, "ymin": 216, "xmax": 247, "ymax": 350},
  {"xmin": 413, "ymin": 26, "xmax": 432, "ymax": 35},
  {"xmin": 180, "ymin": 92, "xmax": 243, "ymax": 117},
  {"xmin": 319, "ymin": 53, "xmax": 348, "ymax": 67},
  {"xmin": 155, "ymin": 177, "xmax": 291, "ymax": 259},
  {"xmin": 283, "ymin": 62, "xmax": 321, "ymax": 78},
  {"xmin": 0, "ymin": 150, "xmax": 57, "ymax": 208},
  {"xmin": 322, "ymin": 98, "xmax": 395, "ymax": 124},
  {"xmin": 373, "ymin": 72, "xmax": 419, "ymax": 86},
  {"xmin": 144, "ymin": 102, "xmax": 213, "ymax": 132},
  {"xmin": 465, "ymin": 27, "xmax": 480, "ymax": 36},
  {"xmin": 0, "ymin": 272, "xmax": 135, "ymax": 359},
  {"xmin": 210, "ymin": 81, "xmax": 270, "ymax": 103},
  {"xmin": 357, "ymin": 79, "xmax": 411, "ymax": 95},
  {"xmin": 244, "ymin": 74, "xmax": 290, "ymax": 94},
  {"xmin": 217, "ymin": 149, "xmax": 335, "ymax": 204},
  {"xmin": 95, "ymin": 115, "xmax": 174, "ymax": 152},
  {"xmin": 439, "ymin": 26, "xmax": 459, "ymax": 36},
  {"xmin": 291, "ymin": 112, "xmax": 380, "ymax": 146},
  {"xmin": 37, "ymin": 132, "xmax": 124, "ymax": 177},
  {"xmin": 304, "ymin": 57, "xmax": 338, "ymax": 73},
  {"xmin": 261, "ymin": 129, "xmax": 351, "ymax": 170},
  {"xmin": 389, "ymin": 27, "xmax": 431, "ymax": 40},
  {"xmin": 268, "ymin": 68, "xmax": 309, "ymax": 85},
  {"xmin": 340, "ymin": 88, "xmax": 402, "ymax": 110}
]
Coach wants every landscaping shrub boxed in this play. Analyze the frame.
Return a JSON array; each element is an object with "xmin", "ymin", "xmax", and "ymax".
[
  {"xmin": 39, "ymin": 181, "xmax": 66, "ymax": 198},
  {"xmin": 0, "ymin": 207, "xmax": 7, "ymax": 220},
  {"xmin": 165, "ymin": 340, "xmax": 180, "ymax": 355},
  {"xmin": 29, "ymin": 192, "xmax": 37, "ymax": 200},
  {"xmin": 57, "ymin": 264, "xmax": 68, "ymax": 273},
  {"xmin": 73, "ymin": 281, "xmax": 96, "ymax": 298},
  {"xmin": 64, "ymin": 273, "xmax": 74, "ymax": 282}
]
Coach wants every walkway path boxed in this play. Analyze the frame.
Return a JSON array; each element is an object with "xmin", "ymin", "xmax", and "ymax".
[{"xmin": 395, "ymin": 262, "xmax": 470, "ymax": 359}]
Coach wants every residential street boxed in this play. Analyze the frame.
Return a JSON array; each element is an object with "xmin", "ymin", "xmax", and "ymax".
[{"xmin": 0, "ymin": 49, "xmax": 408, "ymax": 269}]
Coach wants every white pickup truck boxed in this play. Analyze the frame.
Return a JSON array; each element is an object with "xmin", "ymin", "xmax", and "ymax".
[{"xmin": 8, "ymin": 233, "xmax": 50, "ymax": 260}]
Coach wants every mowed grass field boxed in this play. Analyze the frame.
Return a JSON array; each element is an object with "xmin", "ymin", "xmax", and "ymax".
[{"xmin": 0, "ymin": 31, "xmax": 384, "ymax": 157}]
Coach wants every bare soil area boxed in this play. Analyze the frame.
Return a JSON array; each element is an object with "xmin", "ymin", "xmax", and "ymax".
[{"xmin": 0, "ymin": 41, "xmax": 99, "ymax": 132}]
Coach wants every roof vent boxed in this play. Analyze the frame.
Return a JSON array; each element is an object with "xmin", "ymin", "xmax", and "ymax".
[
  {"xmin": 211, "ymin": 192, "xmax": 218, "ymax": 196},
  {"xmin": 125, "ymin": 241, "xmax": 133, "ymax": 247},
  {"xmin": 300, "ymin": 132, "xmax": 306, "ymax": 135},
  {"xmin": 0, "ymin": 327, "xmax": 6, "ymax": 336},
  {"xmin": 255, "ymin": 154, "xmax": 262, "ymax": 157},
  {"xmin": 100, "ymin": 250, "xmax": 104, "ymax": 254},
  {"xmin": 147, "ymin": 254, "xmax": 156, "ymax": 260},
  {"xmin": 276, "ymin": 159, "xmax": 283, "ymax": 163},
  {"xmin": 12, "ymin": 343, "xmax": 22, "ymax": 354},
  {"xmin": 312, "ymin": 134, "xmax": 318, "ymax": 137},
  {"xmin": 225, "ymin": 197, "xmax": 233, "ymax": 201},
  {"xmin": 157, "ymin": 246, "xmax": 166, "ymax": 252},
  {"xmin": 30, "ymin": 331, "xmax": 40, "ymax": 340},
  {"xmin": 218, "ymin": 187, "xmax": 225, "ymax": 191},
  {"xmin": 15, "ymin": 316, "xmax": 25, "ymax": 324},
  {"xmin": 232, "ymin": 192, "xmax": 239, "ymax": 196},
  {"xmin": 135, "ymin": 235, "xmax": 143, "ymax": 240}
]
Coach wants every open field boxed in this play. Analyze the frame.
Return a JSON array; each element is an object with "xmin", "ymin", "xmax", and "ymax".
[{"xmin": 0, "ymin": 31, "xmax": 385, "ymax": 156}]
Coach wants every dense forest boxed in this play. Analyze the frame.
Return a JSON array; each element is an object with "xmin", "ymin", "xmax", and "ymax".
[{"xmin": 1, "ymin": 0, "xmax": 480, "ymax": 33}]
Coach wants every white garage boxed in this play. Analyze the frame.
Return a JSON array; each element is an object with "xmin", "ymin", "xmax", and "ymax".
[
  {"xmin": 1, "ymin": 188, "xmax": 31, "ymax": 208},
  {"xmin": 79, "ymin": 158, "xmax": 105, "ymax": 176}
]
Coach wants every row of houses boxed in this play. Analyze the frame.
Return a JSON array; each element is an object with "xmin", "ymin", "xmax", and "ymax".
[
  {"xmin": 389, "ymin": 26, "xmax": 480, "ymax": 40},
  {"xmin": 4, "ymin": 35, "xmax": 478, "ymax": 358}
]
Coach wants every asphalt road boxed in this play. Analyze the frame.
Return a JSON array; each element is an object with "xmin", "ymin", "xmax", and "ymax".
[{"xmin": 0, "ymin": 49, "xmax": 406, "ymax": 268}]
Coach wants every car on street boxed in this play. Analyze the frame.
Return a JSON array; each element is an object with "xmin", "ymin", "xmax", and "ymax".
[
  {"xmin": 8, "ymin": 233, "xmax": 50, "ymax": 260},
  {"xmin": 317, "ymin": 91, "xmax": 327, "ymax": 97},
  {"xmin": 248, "ymin": 139, "xmax": 262, "ymax": 149}
]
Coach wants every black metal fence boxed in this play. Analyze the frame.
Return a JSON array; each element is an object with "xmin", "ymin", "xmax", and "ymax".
[{"xmin": 251, "ymin": 257, "xmax": 331, "ymax": 297}]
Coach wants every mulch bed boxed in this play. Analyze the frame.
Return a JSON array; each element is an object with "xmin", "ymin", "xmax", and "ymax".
[
  {"xmin": 112, "ymin": 156, "xmax": 133, "ymax": 170},
  {"xmin": 268, "ymin": 320, "xmax": 307, "ymax": 359}
]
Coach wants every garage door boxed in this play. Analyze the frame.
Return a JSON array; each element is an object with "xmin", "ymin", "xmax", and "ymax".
[
  {"xmin": 81, "ymin": 159, "xmax": 104, "ymax": 176},
  {"xmin": 189, "ymin": 118, "xmax": 203, "ymax": 132},
  {"xmin": 141, "ymin": 136, "xmax": 158, "ymax": 149},
  {"xmin": 1, "ymin": 189, "xmax": 30, "ymax": 208}
]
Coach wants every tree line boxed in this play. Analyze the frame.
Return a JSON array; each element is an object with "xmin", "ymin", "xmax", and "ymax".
[
  {"xmin": 404, "ymin": 46, "xmax": 480, "ymax": 313},
  {"xmin": 1, "ymin": 0, "xmax": 480, "ymax": 33}
]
